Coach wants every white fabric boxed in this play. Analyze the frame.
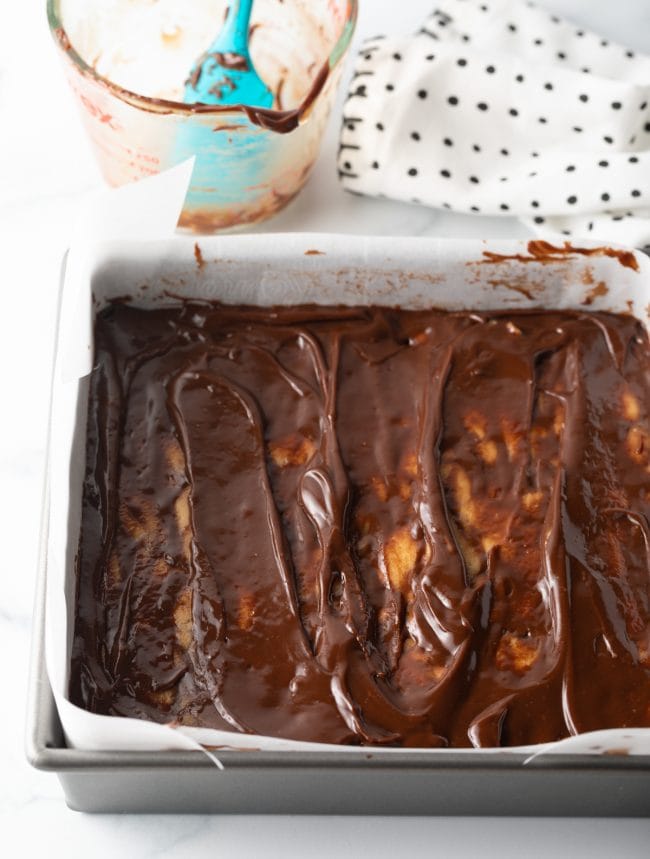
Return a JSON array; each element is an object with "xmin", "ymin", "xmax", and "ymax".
[{"xmin": 338, "ymin": 0, "xmax": 650, "ymax": 248}]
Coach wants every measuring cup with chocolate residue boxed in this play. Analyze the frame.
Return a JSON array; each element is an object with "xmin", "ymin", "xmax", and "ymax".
[{"xmin": 48, "ymin": 0, "xmax": 357, "ymax": 232}]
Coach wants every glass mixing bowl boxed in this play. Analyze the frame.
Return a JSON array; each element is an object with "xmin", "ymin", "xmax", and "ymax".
[{"xmin": 48, "ymin": 0, "xmax": 357, "ymax": 232}]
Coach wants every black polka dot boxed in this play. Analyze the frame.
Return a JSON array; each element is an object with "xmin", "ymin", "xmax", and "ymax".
[
  {"xmin": 626, "ymin": 50, "xmax": 635, "ymax": 58},
  {"xmin": 443, "ymin": 137, "xmax": 452, "ymax": 146},
  {"xmin": 426, "ymin": 54, "xmax": 435, "ymax": 61},
  {"xmin": 486, "ymin": 65, "xmax": 496, "ymax": 74},
  {"xmin": 531, "ymin": 200, "xmax": 540, "ymax": 208},
  {"xmin": 603, "ymin": 135, "xmax": 614, "ymax": 144},
  {"xmin": 499, "ymin": 176, "xmax": 508, "ymax": 182},
  {"xmin": 457, "ymin": 58, "xmax": 468, "ymax": 67},
  {"xmin": 385, "ymin": 84, "xmax": 394, "ymax": 92},
  {"xmin": 588, "ymin": 222, "xmax": 594, "ymax": 231},
  {"xmin": 640, "ymin": 101, "xmax": 648, "ymax": 110},
  {"xmin": 601, "ymin": 193, "xmax": 610, "ymax": 202},
  {"xmin": 567, "ymin": 195, "xmax": 578, "ymax": 204},
  {"xmin": 601, "ymin": 40, "xmax": 609, "ymax": 47},
  {"xmin": 599, "ymin": 160, "xmax": 609, "ymax": 167},
  {"xmin": 500, "ymin": 148, "xmax": 509, "ymax": 156},
  {"xmin": 462, "ymin": 34, "xmax": 471, "ymax": 42},
  {"xmin": 408, "ymin": 167, "xmax": 418, "ymax": 177},
  {"xmin": 645, "ymin": 123, "xmax": 650, "ymax": 132},
  {"xmin": 561, "ymin": 230, "xmax": 571, "ymax": 237},
  {"xmin": 442, "ymin": 203, "xmax": 451, "ymax": 209},
  {"xmin": 611, "ymin": 101, "xmax": 622, "ymax": 110},
  {"xmin": 629, "ymin": 156, "xmax": 639, "ymax": 163},
  {"xmin": 440, "ymin": 169, "xmax": 451, "ymax": 178},
  {"xmin": 508, "ymin": 23, "xmax": 517, "ymax": 32},
  {"xmin": 393, "ymin": 52, "xmax": 402, "ymax": 61},
  {"xmin": 470, "ymin": 205, "xmax": 480, "ymax": 212},
  {"xmin": 477, "ymin": 102, "xmax": 489, "ymax": 111},
  {"xmin": 538, "ymin": 116, "xmax": 547, "ymax": 124},
  {"xmin": 529, "ymin": 172, "xmax": 537, "ymax": 178},
  {"xmin": 576, "ymin": 30, "xmax": 584, "ymax": 37},
  {"xmin": 376, "ymin": 123, "xmax": 384, "ymax": 131},
  {"xmin": 581, "ymin": 67, "xmax": 591, "ymax": 74},
  {"xmin": 579, "ymin": 93, "xmax": 589, "ymax": 103},
  {"xmin": 480, "ymin": 4, "xmax": 488, "ymax": 10},
  {"xmin": 534, "ymin": 216, "xmax": 545, "ymax": 224},
  {"xmin": 531, "ymin": 151, "xmax": 539, "ymax": 158},
  {"xmin": 515, "ymin": 74, "xmax": 524, "ymax": 83},
  {"xmin": 473, "ymin": 144, "xmax": 482, "ymax": 153},
  {"xmin": 632, "ymin": 189, "xmax": 641, "ymax": 197},
  {"xmin": 509, "ymin": 108, "xmax": 519, "ymax": 117},
  {"xmin": 500, "ymin": 203, "xmax": 510, "ymax": 211},
  {"xmin": 534, "ymin": 38, "xmax": 543, "ymax": 46},
  {"xmin": 343, "ymin": 161, "xmax": 352, "ymax": 169},
  {"xmin": 469, "ymin": 176, "xmax": 480, "ymax": 184},
  {"xmin": 412, "ymin": 132, "xmax": 421, "ymax": 141},
  {"xmin": 418, "ymin": 89, "xmax": 428, "ymax": 99},
  {"xmin": 372, "ymin": 161, "xmax": 379, "ymax": 169},
  {"xmin": 448, "ymin": 96, "xmax": 459, "ymax": 106},
  {"xmin": 573, "ymin": 127, "xmax": 583, "ymax": 133},
  {"xmin": 557, "ymin": 52, "xmax": 567, "ymax": 60},
  {"xmin": 544, "ymin": 82, "xmax": 554, "ymax": 91},
  {"xmin": 566, "ymin": 165, "xmax": 576, "ymax": 172}
]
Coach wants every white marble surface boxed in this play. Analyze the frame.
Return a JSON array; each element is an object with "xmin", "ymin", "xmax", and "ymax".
[{"xmin": 2, "ymin": 0, "xmax": 650, "ymax": 855}]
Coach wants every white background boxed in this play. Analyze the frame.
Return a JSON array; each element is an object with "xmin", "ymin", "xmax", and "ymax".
[{"xmin": 2, "ymin": 1, "xmax": 650, "ymax": 856}]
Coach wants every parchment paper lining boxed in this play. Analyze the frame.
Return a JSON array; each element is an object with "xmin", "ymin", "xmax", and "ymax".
[{"xmin": 46, "ymin": 165, "xmax": 650, "ymax": 759}]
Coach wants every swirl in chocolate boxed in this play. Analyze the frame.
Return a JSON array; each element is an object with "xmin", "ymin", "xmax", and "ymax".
[{"xmin": 71, "ymin": 303, "xmax": 650, "ymax": 747}]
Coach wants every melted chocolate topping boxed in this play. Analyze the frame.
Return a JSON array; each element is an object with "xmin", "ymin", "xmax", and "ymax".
[{"xmin": 71, "ymin": 303, "xmax": 650, "ymax": 747}]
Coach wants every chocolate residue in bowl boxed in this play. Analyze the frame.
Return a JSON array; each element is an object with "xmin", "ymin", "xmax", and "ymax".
[
  {"xmin": 212, "ymin": 52, "xmax": 249, "ymax": 72},
  {"xmin": 53, "ymin": 26, "xmax": 72, "ymax": 52},
  {"xmin": 53, "ymin": 22, "xmax": 331, "ymax": 135},
  {"xmin": 209, "ymin": 78, "xmax": 236, "ymax": 100},
  {"xmin": 240, "ymin": 64, "xmax": 329, "ymax": 133},
  {"xmin": 275, "ymin": 76, "xmax": 286, "ymax": 111}
]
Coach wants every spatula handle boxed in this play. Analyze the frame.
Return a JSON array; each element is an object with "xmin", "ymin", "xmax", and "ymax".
[{"xmin": 220, "ymin": 0, "xmax": 255, "ymax": 56}]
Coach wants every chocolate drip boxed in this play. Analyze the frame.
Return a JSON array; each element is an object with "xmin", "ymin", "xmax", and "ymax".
[{"xmin": 71, "ymin": 303, "xmax": 650, "ymax": 746}]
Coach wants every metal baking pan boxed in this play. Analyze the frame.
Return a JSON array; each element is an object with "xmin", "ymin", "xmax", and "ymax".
[
  {"xmin": 26, "ymin": 238, "xmax": 650, "ymax": 815},
  {"xmin": 25, "ymin": 559, "xmax": 650, "ymax": 816}
]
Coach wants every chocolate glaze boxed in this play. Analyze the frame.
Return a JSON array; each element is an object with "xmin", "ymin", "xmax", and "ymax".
[{"xmin": 71, "ymin": 303, "xmax": 650, "ymax": 747}]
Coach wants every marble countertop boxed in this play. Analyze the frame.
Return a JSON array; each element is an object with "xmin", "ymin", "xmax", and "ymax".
[{"xmin": 2, "ymin": 0, "xmax": 650, "ymax": 855}]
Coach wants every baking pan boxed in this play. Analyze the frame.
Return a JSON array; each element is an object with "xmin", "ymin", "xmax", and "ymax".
[
  {"xmin": 26, "ymin": 238, "xmax": 650, "ymax": 815},
  {"xmin": 26, "ymin": 549, "xmax": 650, "ymax": 816}
]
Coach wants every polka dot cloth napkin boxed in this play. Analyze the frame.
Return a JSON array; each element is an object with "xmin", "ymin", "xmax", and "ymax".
[{"xmin": 338, "ymin": 0, "xmax": 650, "ymax": 248}]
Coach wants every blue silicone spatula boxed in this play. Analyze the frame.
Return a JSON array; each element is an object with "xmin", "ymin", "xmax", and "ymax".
[{"xmin": 183, "ymin": 0, "xmax": 273, "ymax": 107}]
